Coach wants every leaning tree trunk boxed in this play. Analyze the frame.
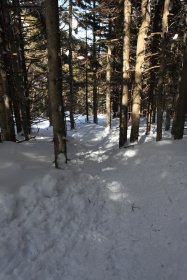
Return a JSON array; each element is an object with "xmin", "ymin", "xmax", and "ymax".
[
  {"xmin": 173, "ymin": 45, "xmax": 187, "ymax": 139},
  {"xmin": 130, "ymin": 0, "xmax": 150, "ymax": 143},
  {"xmin": 119, "ymin": 0, "xmax": 131, "ymax": 147},
  {"xmin": 156, "ymin": 0, "xmax": 170, "ymax": 141},
  {"xmin": 44, "ymin": 0, "xmax": 67, "ymax": 168}
]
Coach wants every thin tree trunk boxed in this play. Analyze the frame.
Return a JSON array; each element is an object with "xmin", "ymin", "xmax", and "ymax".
[
  {"xmin": 2, "ymin": 0, "xmax": 29, "ymax": 139},
  {"xmin": 44, "ymin": 0, "xmax": 67, "ymax": 168},
  {"xmin": 119, "ymin": 0, "xmax": 131, "ymax": 146},
  {"xmin": 156, "ymin": 0, "xmax": 170, "ymax": 141},
  {"xmin": 165, "ymin": 109, "xmax": 171, "ymax": 130},
  {"xmin": 85, "ymin": 24, "xmax": 89, "ymax": 122},
  {"xmin": 13, "ymin": 0, "xmax": 30, "ymax": 133},
  {"xmin": 69, "ymin": 0, "xmax": 75, "ymax": 129},
  {"xmin": 146, "ymin": 2, "xmax": 163, "ymax": 135},
  {"xmin": 92, "ymin": 0, "xmax": 98, "ymax": 124},
  {"xmin": 130, "ymin": 0, "xmax": 150, "ymax": 143},
  {"xmin": 0, "ymin": 1, "xmax": 22, "ymax": 134},
  {"xmin": 12, "ymin": 97, "xmax": 22, "ymax": 134},
  {"xmin": 112, "ymin": 85, "xmax": 119, "ymax": 118},
  {"xmin": 146, "ymin": 100, "xmax": 153, "ymax": 135},
  {"xmin": 106, "ymin": 44, "xmax": 112, "ymax": 128}
]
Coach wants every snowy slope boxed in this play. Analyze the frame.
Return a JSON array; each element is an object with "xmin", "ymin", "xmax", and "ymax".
[{"xmin": 0, "ymin": 116, "xmax": 187, "ymax": 280}]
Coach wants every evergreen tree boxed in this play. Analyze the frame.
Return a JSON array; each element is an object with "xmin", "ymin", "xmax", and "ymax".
[
  {"xmin": 44, "ymin": 0, "xmax": 67, "ymax": 167},
  {"xmin": 119, "ymin": 0, "xmax": 131, "ymax": 146}
]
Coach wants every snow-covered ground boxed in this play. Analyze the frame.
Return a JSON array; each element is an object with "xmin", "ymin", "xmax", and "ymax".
[{"xmin": 0, "ymin": 115, "xmax": 187, "ymax": 280}]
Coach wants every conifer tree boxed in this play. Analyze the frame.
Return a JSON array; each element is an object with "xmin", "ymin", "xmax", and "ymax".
[
  {"xmin": 119, "ymin": 0, "xmax": 131, "ymax": 146},
  {"xmin": 130, "ymin": 0, "xmax": 150, "ymax": 143},
  {"xmin": 156, "ymin": 0, "xmax": 170, "ymax": 141},
  {"xmin": 173, "ymin": 44, "xmax": 187, "ymax": 139},
  {"xmin": 44, "ymin": 0, "xmax": 67, "ymax": 167}
]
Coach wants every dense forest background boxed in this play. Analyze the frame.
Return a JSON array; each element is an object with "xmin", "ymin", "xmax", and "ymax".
[{"xmin": 0, "ymin": 0, "xmax": 186, "ymax": 167}]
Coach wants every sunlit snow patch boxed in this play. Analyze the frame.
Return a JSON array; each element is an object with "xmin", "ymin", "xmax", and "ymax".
[{"xmin": 106, "ymin": 181, "xmax": 128, "ymax": 201}]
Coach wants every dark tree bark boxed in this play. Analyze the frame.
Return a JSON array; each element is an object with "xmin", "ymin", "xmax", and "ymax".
[
  {"xmin": 106, "ymin": 44, "xmax": 112, "ymax": 128},
  {"xmin": 0, "ymin": 0, "xmax": 16, "ymax": 141},
  {"xmin": 69, "ymin": 0, "xmax": 75, "ymax": 129},
  {"xmin": 85, "ymin": 23, "xmax": 89, "ymax": 122},
  {"xmin": 156, "ymin": 0, "xmax": 170, "ymax": 141},
  {"xmin": 173, "ymin": 45, "xmax": 187, "ymax": 139},
  {"xmin": 146, "ymin": 2, "xmax": 163, "ymax": 135},
  {"xmin": 13, "ymin": 0, "xmax": 31, "ymax": 133},
  {"xmin": 0, "ymin": 70, "xmax": 16, "ymax": 141},
  {"xmin": 119, "ymin": 0, "xmax": 131, "ymax": 146},
  {"xmin": 44, "ymin": 0, "xmax": 67, "ymax": 168},
  {"xmin": 92, "ymin": 0, "xmax": 98, "ymax": 124},
  {"xmin": 2, "ymin": 0, "xmax": 30, "ymax": 139}
]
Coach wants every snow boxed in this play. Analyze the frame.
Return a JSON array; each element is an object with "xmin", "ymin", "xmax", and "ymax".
[{"xmin": 0, "ymin": 115, "xmax": 187, "ymax": 280}]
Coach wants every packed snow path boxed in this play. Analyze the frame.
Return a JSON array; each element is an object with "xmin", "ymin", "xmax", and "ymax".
[{"xmin": 0, "ymin": 117, "xmax": 187, "ymax": 280}]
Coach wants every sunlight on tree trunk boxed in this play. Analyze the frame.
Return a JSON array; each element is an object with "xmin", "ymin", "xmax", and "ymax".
[
  {"xmin": 106, "ymin": 44, "xmax": 112, "ymax": 128},
  {"xmin": 130, "ymin": 0, "xmax": 150, "ymax": 143},
  {"xmin": 119, "ymin": 0, "xmax": 131, "ymax": 147},
  {"xmin": 92, "ymin": 0, "xmax": 98, "ymax": 124},
  {"xmin": 156, "ymin": 0, "xmax": 170, "ymax": 141},
  {"xmin": 69, "ymin": 0, "xmax": 75, "ymax": 130},
  {"xmin": 45, "ymin": 0, "xmax": 67, "ymax": 168}
]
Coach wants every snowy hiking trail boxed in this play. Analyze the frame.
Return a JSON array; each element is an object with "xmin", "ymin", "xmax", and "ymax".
[{"xmin": 0, "ymin": 116, "xmax": 187, "ymax": 280}]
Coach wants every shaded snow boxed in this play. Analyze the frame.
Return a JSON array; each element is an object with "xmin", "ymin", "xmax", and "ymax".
[{"xmin": 0, "ymin": 116, "xmax": 187, "ymax": 280}]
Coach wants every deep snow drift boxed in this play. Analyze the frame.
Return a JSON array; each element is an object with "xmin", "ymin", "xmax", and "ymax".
[{"xmin": 0, "ymin": 116, "xmax": 187, "ymax": 280}]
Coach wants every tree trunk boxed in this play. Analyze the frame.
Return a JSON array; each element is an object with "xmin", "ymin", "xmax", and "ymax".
[
  {"xmin": 146, "ymin": 2, "xmax": 163, "ymax": 135},
  {"xmin": 119, "ymin": 0, "xmax": 131, "ymax": 146},
  {"xmin": 165, "ymin": 109, "xmax": 171, "ymax": 131},
  {"xmin": 85, "ymin": 24, "xmax": 89, "ymax": 122},
  {"xmin": 0, "ymin": 1, "xmax": 22, "ymax": 134},
  {"xmin": 130, "ymin": 0, "xmax": 150, "ymax": 143},
  {"xmin": 173, "ymin": 45, "xmax": 187, "ymax": 139},
  {"xmin": 156, "ymin": 0, "xmax": 170, "ymax": 141},
  {"xmin": 69, "ymin": 0, "xmax": 75, "ymax": 129},
  {"xmin": 106, "ymin": 44, "xmax": 112, "ymax": 128},
  {"xmin": 0, "ymin": 70, "xmax": 15, "ymax": 141},
  {"xmin": 146, "ymin": 99, "xmax": 153, "ymax": 135},
  {"xmin": 92, "ymin": 0, "xmax": 98, "ymax": 124},
  {"xmin": 2, "ymin": 0, "xmax": 29, "ymax": 139},
  {"xmin": 0, "ymin": 1, "xmax": 16, "ymax": 141},
  {"xmin": 44, "ymin": 0, "xmax": 67, "ymax": 168},
  {"xmin": 13, "ymin": 0, "xmax": 30, "ymax": 133}
]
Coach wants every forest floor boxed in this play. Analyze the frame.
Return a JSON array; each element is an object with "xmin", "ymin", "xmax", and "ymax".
[{"xmin": 0, "ymin": 115, "xmax": 187, "ymax": 280}]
